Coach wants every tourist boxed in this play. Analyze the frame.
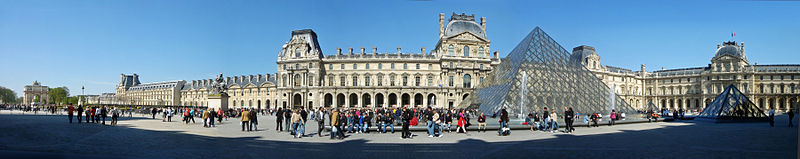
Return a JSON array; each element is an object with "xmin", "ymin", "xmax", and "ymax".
[
  {"xmin": 202, "ymin": 108, "xmax": 210, "ymax": 127},
  {"xmin": 432, "ymin": 110, "xmax": 442, "ymax": 137},
  {"xmin": 788, "ymin": 109, "xmax": 794, "ymax": 127},
  {"xmin": 359, "ymin": 110, "xmax": 367, "ymax": 133},
  {"xmin": 425, "ymin": 107, "xmax": 435, "ymax": 137},
  {"xmin": 542, "ymin": 107, "xmax": 550, "ymax": 131},
  {"xmin": 565, "ymin": 107, "xmax": 574, "ymax": 133},
  {"xmin": 300, "ymin": 108, "xmax": 308, "ymax": 135},
  {"xmin": 584, "ymin": 114, "xmax": 590, "ymax": 128},
  {"xmin": 90, "ymin": 107, "xmax": 96, "ymax": 123},
  {"xmin": 251, "ymin": 107, "xmax": 258, "ymax": 131},
  {"xmin": 383, "ymin": 111, "xmax": 395, "ymax": 133},
  {"xmin": 85, "ymin": 108, "xmax": 91, "ymax": 123},
  {"xmin": 183, "ymin": 108, "xmax": 191, "ymax": 124},
  {"xmin": 67, "ymin": 105, "xmax": 74, "ymax": 124},
  {"xmin": 330, "ymin": 109, "xmax": 339, "ymax": 139},
  {"xmin": 77, "ymin": 106, "xmax": 83, "ymax": 123},
  {"xmin": 526, "ymin": 114, "xmax": 534, "ymax": 132},
  {"xmin": 241, "ymin": 108, "xmax": 251, "ymax": 132},
  {"xmin": 457, "ymin": 110, "xmax": 467, "ymax": 134},
  {"xmin": 498, "ymin": 107, "xmax": 509, "ymax": 136},
  {"xmin": 209, "ymin": 108, "xmax": 216, "ymax": 127},
  {"xmin": 679, "ymin": 108, "xmax": 685, "ymax": 119},
  {"xmin": 444, "ymin": 111, "xmax": 453, "ymax": 133},
  {"xmin": 151, "ymin": 108, "xmax": 157, "ymax": 119},
  {"xmin": 111, "ymin": 107, "xmax": 119, "ymax": 126},
  {"xmin": 101, "ymin": 106, "xmax": 108, "ymax": 125},
  {"xmin": 315, "ymin": 107, "xmax": 325, "ymax": 137},
  {"xmin": 478, "ymin": 112, "xmax": 486, "ymax": 132},
  {"xmin": 549, "ymin": 110, "xmax": 558, "ymax": 133},
  {"xmin": 401, "ymin": 106, "xmax": 413, "ymax": 139},
  {"xmin": 291, "ymin": 109, "xmax": 302, "ymax": 138},
  {"xmin": 768, "ymin": 108, "xmax": 775, "ymax": 127},
  {"xmin": 217, "ymin": 108, "xmax": 224, "ymax": 123},
  {"xmin": 284, "ymin": 107, "xmax": 292, "ymax": 132},
  {"xmin": 276, "ymin": 108, "xmax": 284, "ymax": 131},
  {"xmin": 609, "ymin": 110, "xmax": 617, "ymax": 126},
  {"xmin": 376, "ymin": 113, "xmax": 384, "ymax": 133}
]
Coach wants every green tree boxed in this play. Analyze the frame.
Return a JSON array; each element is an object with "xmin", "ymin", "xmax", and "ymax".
[
  {"xmin": 48, "ymin": 87, "xmax": 70, "ymax": 105},
  {"xmin": 16, "ymin": 97, "xmax": 23, "ymax": 104},
  {"xmin": 0, "ymin": 86, "xmax": 18, "ymax": 104}
]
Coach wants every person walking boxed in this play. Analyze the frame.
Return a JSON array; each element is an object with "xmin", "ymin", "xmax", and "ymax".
[
  {"xmin": 241, "ymin": 108, "xmax": 251, "ymax": 132},
  {"xmin": 67, "ymin": 105, "xmax": 74, "ymax": 124},
  {"xmin": 478, "ymin": 113, "xmax": 486, "ymax": 133},
  {"xmin": 457, "ymin": 110, "xmax": 467, "ymax": 134},
  {"xmin": 209, "ymin": 108, "xmax": 216, "ymax": 127},
  {"xmin": 330, "ymin": 109, "xmax": 339, "ymax": 139},
  {"xmin": 202, "ymin": 109, "xmax": 210, "ymax": 127},
  {"xmin": 291, "ymin": 109, "xmax": 303, "ymax": 138},
  {"xmin": 111, "ymin": 107, "xmax": 119, "ymax": 126},
  {"xmin": 184, "ymin": 108, "xmax": 191, "ymax": 124},
  {"xmin": 401, "ymin": 106, "xmax": 413, "ymax": 139},
  {"xmin": 76, "ymin": 106, "xmax": 83, "ymax": 123},
  {"xmin": 549, "ymin": 111, "xmax": 558, "ymax": 133},
  {"xmin": 565, "ymin": 107, "xmax": 574, "ymax": 133},
  {"xmin": 276, "ymin": 108, "xmax": 284, "ymax": 131},
  {"xmin": 151, "ymin": 108, "xmax": 157, "ymax": 119},
  {"xmin": 425, "ymin": 107, "xmax": 435, "ymax": 137},
  {"xmin": 788, "ymin": 109, "xmax": 794, "ymax": 127},
  {"xmin": 284, "ymin": 107, "xmax": 292, "ymax": 132}
]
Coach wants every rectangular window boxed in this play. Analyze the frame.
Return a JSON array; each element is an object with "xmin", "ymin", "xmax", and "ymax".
[
  {"xmin": 415, "ymin": 76, "xmax": 420, "ymax": 86},
  {"xmin": 340, "ymin": 76, "xmax": 345, "ymax": 86},
  {"xmin": 377, "ymin": 76, "xmax": 383, "ymax": 86},
  {"xmin": 390, "ymin": 76, "xmax": 396, "ymax": 86},
  {"xmin": 341, "ymin": 64, "xmax": 344, "ymax": 69},
  {"xmin": 329, "ymin": 64, "xmax": 333, "ymax": 70},
  {"xmin": 449, "ymin": 62, "xmax": 454, "ymax": 69},
  {"xmin": 353, "ymin": 64, "xmax": 357, "ymax": 69},
  {"xmin": 403, "ymin": 63, "xmax": 408, "ymax": 69},
  {"xmin": 308, "ymin": 76, "xmax": 313, "ymax": 86},
  {"xmin": 448, "ymin": 76, "xmax": 454, "ymax": 87},
  {"xmin": 328, "ymin": 76, "xmax": 334, "ymax": 86},
  {"xmin": 402, "ymin": 76, "xmax": 408, "ymax": 86},
  {"xmin": 427, "ymin": 77, "xmax": 433, "ymax": 86},
  {"xmin": 352, "ymin": 76, "xmax": 358, "ymax": 86},
  {"xmin": 309, "ymin": 63, "xmax": 313, "ymax": 68},
  {"xmin": 416, "ymin": 64, "xmax": 420, "ymax": 69},
  {"xmin": 365, "ymin": 76, "xmax": 371, "ymax": 86},
  {"xmin": 480, "ymin": 64, "xmax": 484, "ymax": 70},
  {"xmin": 378, "ymin": 63, "xmax": 383, "ymax": 69},
  {"xmin": 366, "ymin": 63, "xmax": 370, "ymax": 69},
  {"xmin": 429, "ymin": 64, "xmax": 433, "ymax": 70},
  {"xmin": 391, "ymin": 63, "xmax": 395, "ymax": 69}
]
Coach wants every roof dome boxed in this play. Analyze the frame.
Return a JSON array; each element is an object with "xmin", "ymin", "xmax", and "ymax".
[
  {"xmin": 714, "ymin": 43, "xmax": 744, "ymax": 58},
  {"xmin": 444, "ymin": 21, "xmax": 486, "ymax": 39}
]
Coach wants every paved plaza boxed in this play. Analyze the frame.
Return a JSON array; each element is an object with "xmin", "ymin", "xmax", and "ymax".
[{"xmin": 0, "ymin": 110, "xmax": 796, "ymax": 159}]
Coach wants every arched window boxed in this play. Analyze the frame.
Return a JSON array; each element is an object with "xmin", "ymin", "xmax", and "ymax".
[
  {"xmin": 463, "ymin": 46, "xmax": 469, "ymax": 57},
  {"xmin": 448, "ymin": 45, "xmax": 454, "ymax": 56},
  {"xmin": 478, "ymin": 47, "xmax": 484, "ymax": 57},
  {"xmin": 282, "ymin": 75, "xmax": 287, "ymax": 87},
  {"xmin": 295, "ymin": 48, "xmax": 301, "ymax": 57},
  {"xmin": 294, "ymin": 74, "xmax": 301, "ymax": 86},
  {"xmin": 463, "ymin": 74, "xmax": 472, "ymax": 88}
]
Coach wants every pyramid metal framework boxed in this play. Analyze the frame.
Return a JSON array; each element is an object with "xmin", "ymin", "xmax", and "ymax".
[
  {"xmin": 697, "ymin": 84, "xmax": 769, "ymax": 121},
  {"xmin": 460, "ymin": 27, "xmax": 639, "ymax": 116}
]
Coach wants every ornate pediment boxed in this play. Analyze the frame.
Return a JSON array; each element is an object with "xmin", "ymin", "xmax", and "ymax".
[{"xmin": 446, "ymin": 32, "xmax": 488, "ymax": 42}]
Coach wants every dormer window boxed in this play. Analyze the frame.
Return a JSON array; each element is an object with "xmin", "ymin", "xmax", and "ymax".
[
  {"xmin": 295, "ymin": 48, "xmax": 301, "ymax": 58},
  {"xmin": 448, "ymin": 45, "xmax": 454, "ymax": 56},
  {"xmin": 464, "ymin": 46, "xmax": 469, "ymax": 57}
]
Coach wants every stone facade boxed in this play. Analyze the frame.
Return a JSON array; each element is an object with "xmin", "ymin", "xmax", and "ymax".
[
  {"xmin": 574, "ymin": 42, "xmax": 800, "ymax": 112},
  {"xmin": 23, "ymin": 81, "xmax": 49, "ymax": 105}
]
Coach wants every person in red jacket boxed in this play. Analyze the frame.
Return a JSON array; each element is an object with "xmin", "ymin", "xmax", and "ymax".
[{"xmin": 67, "ymin": 105, "xmax": 74, "ymax": 123}]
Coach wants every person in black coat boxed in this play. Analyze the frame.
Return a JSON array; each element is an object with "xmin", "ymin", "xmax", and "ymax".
[
  {"xmin": 276, "ymin": 108, "xmax": 284, "ymax": 131},
  {"xmin": 77, "ymin": 106, "xmax": 84, "ymax": 123},
  {"xmin": 498, "ymin": 108, "xmax": 509, "ymax": 136},
  {"xmin": 284, "ymin": 108, "xmax": 292, "ymax": 132},
  {"xmin": 564, "ymin": 107, "xmax": 575, "ymax": 133},
  {"xmin": 401, "ymin": 106, "xmax": 413, "ymax": 139}
]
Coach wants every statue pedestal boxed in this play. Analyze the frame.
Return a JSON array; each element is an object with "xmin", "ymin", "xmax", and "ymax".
[{"xmin": 207, "ymin": 94, "xmax": 229, "ymax": 111}]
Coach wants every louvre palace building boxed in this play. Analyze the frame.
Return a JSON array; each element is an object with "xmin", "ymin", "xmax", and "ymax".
[{"xmin": 111, "ymin": 13, "xmax": 800, "ymax": 112}]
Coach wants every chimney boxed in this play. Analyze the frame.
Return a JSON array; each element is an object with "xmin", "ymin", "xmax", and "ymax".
[
  {"xmin": 439, "ymin": 13, "xmax": 445, "ymax": 38},
  {"xmin": 421, "ymin": 47, "xmax": 426, "ymax": 55},
  {"xmin": 348, "ymin": 47, "xmax": 353, "ymax": 55},
  {"xmin": 372, "ymin": 47, "xmax": 377, "ymax": 55},
  {"xmin": 248, "ymin": 75, "xmax": 253, "ymax": 82},
  {"xmin": 225, "ymin": 77, "xmax": 230, "ymax": 83},
  {"xmin": 397, "ymin": 47, "xmax": 402, "ymax": 54},
  {"xmin": 493, "ymin": 51, "xmax": 498, "ymax": 58},
  {"xmin": 360, "ymin": 47, "xmax": 365, "ymax": 54},
  {"xmin": 480, "ymin": 17, "xmax": 486, "ymax": 31},
  {"xmin": 337, "ymin": 48, "xmax": 342, "ymax": 55},
  {"xmin": 661, "ymin": 67, "xmax": 665, "ymax": 70}
]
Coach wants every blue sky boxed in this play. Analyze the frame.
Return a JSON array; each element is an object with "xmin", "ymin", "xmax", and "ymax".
[{"xmin": 1, "ymin": 0, "xmax": 799, "ymax": 96}]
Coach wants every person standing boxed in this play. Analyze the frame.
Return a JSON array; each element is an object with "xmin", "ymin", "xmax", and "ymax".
[
  {"xmin": 425, "ymin": 107, "xmax": 435, "ymax": 137},
  {"xmin": 788, "ymin": 109, "xmax": 794, "ymax": 127},
  {"xmin": 251, "ymin": 108, "xmax": 258, "ymax": 131},
  {"xmin": 498, "ymin": 108, "xmax": 509, "ymax": 136},
  {"xmin": 67, "ymin": 105, "xmax": 74, "ymax": 124},
  {"xmin": 276, "ymin": 108, "xmax": 284, "ymax": 131},
  {"xmin": 433, "ymin": 111, "xmax": 442, "ymax": 137},
  {"xmin": 284, "ymin": 107, "xmax": 292, "ymax": 132},
  {"xmin": 111, "ymin": 107, "xmax": 119, "ymax": 126},
  {"xmin": 564, "ymin": 107, "xmax": 574, "ymax": 133},
  {"xmin": 401, "ymin": 106, "xmax": 413, "ymax": 139},
  {"xmin": 241, "ymin": 108, "xmax": 251, "ymax": 132},
  {"xmin": 101, "ymin": 106, "xmax": 108, "ymax": 125},
  {"xmin": 315, "ymin": 108, "xmax": 325, "ymax": 137},
  {"xmin": 202, "ymin": 109, "xmax": 210, "ymax": 127},
  {"xmin": 478, "ymin": 113, "xmax": 486, "ymax": 132},
  {"xmin": 769, "ymin": 108, "xmax": 775, "ymax": 127},
  {"xmin": 330, "ymin": 109, "xmax": 339, "ymax": 139},
  {"xmin": 76, "ymin": 106, "xmax": 83, "ymax": 123},
  {"xmin": 549, "ymin": 111, "xmax": 558, "ymax": 133},
  {"xmin": 609, "ymin": 110, "xmax": 617, "ymax": 126},
  {"xmin": 209, "ymin": 108, "xmax": 216, "ymax": 127},
  {"xmin": 151, "ymin": 108, "xmax": 157, "ymax": 119}
]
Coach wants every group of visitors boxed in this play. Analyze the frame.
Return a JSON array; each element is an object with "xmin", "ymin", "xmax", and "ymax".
[{"xmin": 63, "ymin": 105, "xmax": 121, "ymax": 126}]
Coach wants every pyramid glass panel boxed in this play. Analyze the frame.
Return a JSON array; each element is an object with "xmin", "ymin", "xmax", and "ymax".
[
  {"xmin": 460, "ymin": 27, "xmax": 640, "ymax": 117},
  {"xmin": 697, "ymin": 85, "xmax": 769, "ymax": 121}
]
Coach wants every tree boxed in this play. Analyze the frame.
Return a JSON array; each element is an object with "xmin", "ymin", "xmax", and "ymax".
[
  {"xmin": 0, "ymin": 86, "xmax": 18, "ymax": 104},
  {"xmin": 48, "ymin": 87, "xmax": 69, "ymax": 105},
  {"xmin": 16, "ymin": 97, "xmax": 23, "ymax": 104}
]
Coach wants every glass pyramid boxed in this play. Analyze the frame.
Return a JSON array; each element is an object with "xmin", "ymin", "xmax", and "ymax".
[
  {"xmin": 460, "ymin": 27, "xmax": 639, "ymax": 117},
  {"xmin": 697, "ymin": 84, "xmax": 769, "ymax": 121}
]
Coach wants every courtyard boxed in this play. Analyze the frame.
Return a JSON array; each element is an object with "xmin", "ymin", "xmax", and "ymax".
[{"xmin": 0, "ymin": 110, "xmax": 796, "ymax": 159}]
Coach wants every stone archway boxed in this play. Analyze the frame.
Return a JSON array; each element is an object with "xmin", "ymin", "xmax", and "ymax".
[
  {"xmin": 388, "ymin": 93, "xmax": 397, "ymax": 107},
  {"xmin": 293, "ymin": 94, "xmax": 302, "ymax": 109},
  {"xmin": 337, "ymin": 94, "xmax": 346, "ymax": 108},
  {"xmin": 414, "ymin": 93, "xmax": 423, "ymax": 107},
  {"xmin": 427, "ymin": 93, "xmax": 436, "ymax": 107},
  {"xmin": 375, "ymin": 93, "xmax": 385, "ymax": 107},
  {"xmin": 324, "ymin": 93, "xmax": 333, "ymax": 107},
  {"xmin": 401, "ymin": 93, "xmax": 410, "ymax": 107},
  {"xmin": 349, "ymin": 93, "xmax": 358, "ymax": 107},
  {"xmin": 362, "ymin": 94, "xmax": 372, "ymax": 108}
]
